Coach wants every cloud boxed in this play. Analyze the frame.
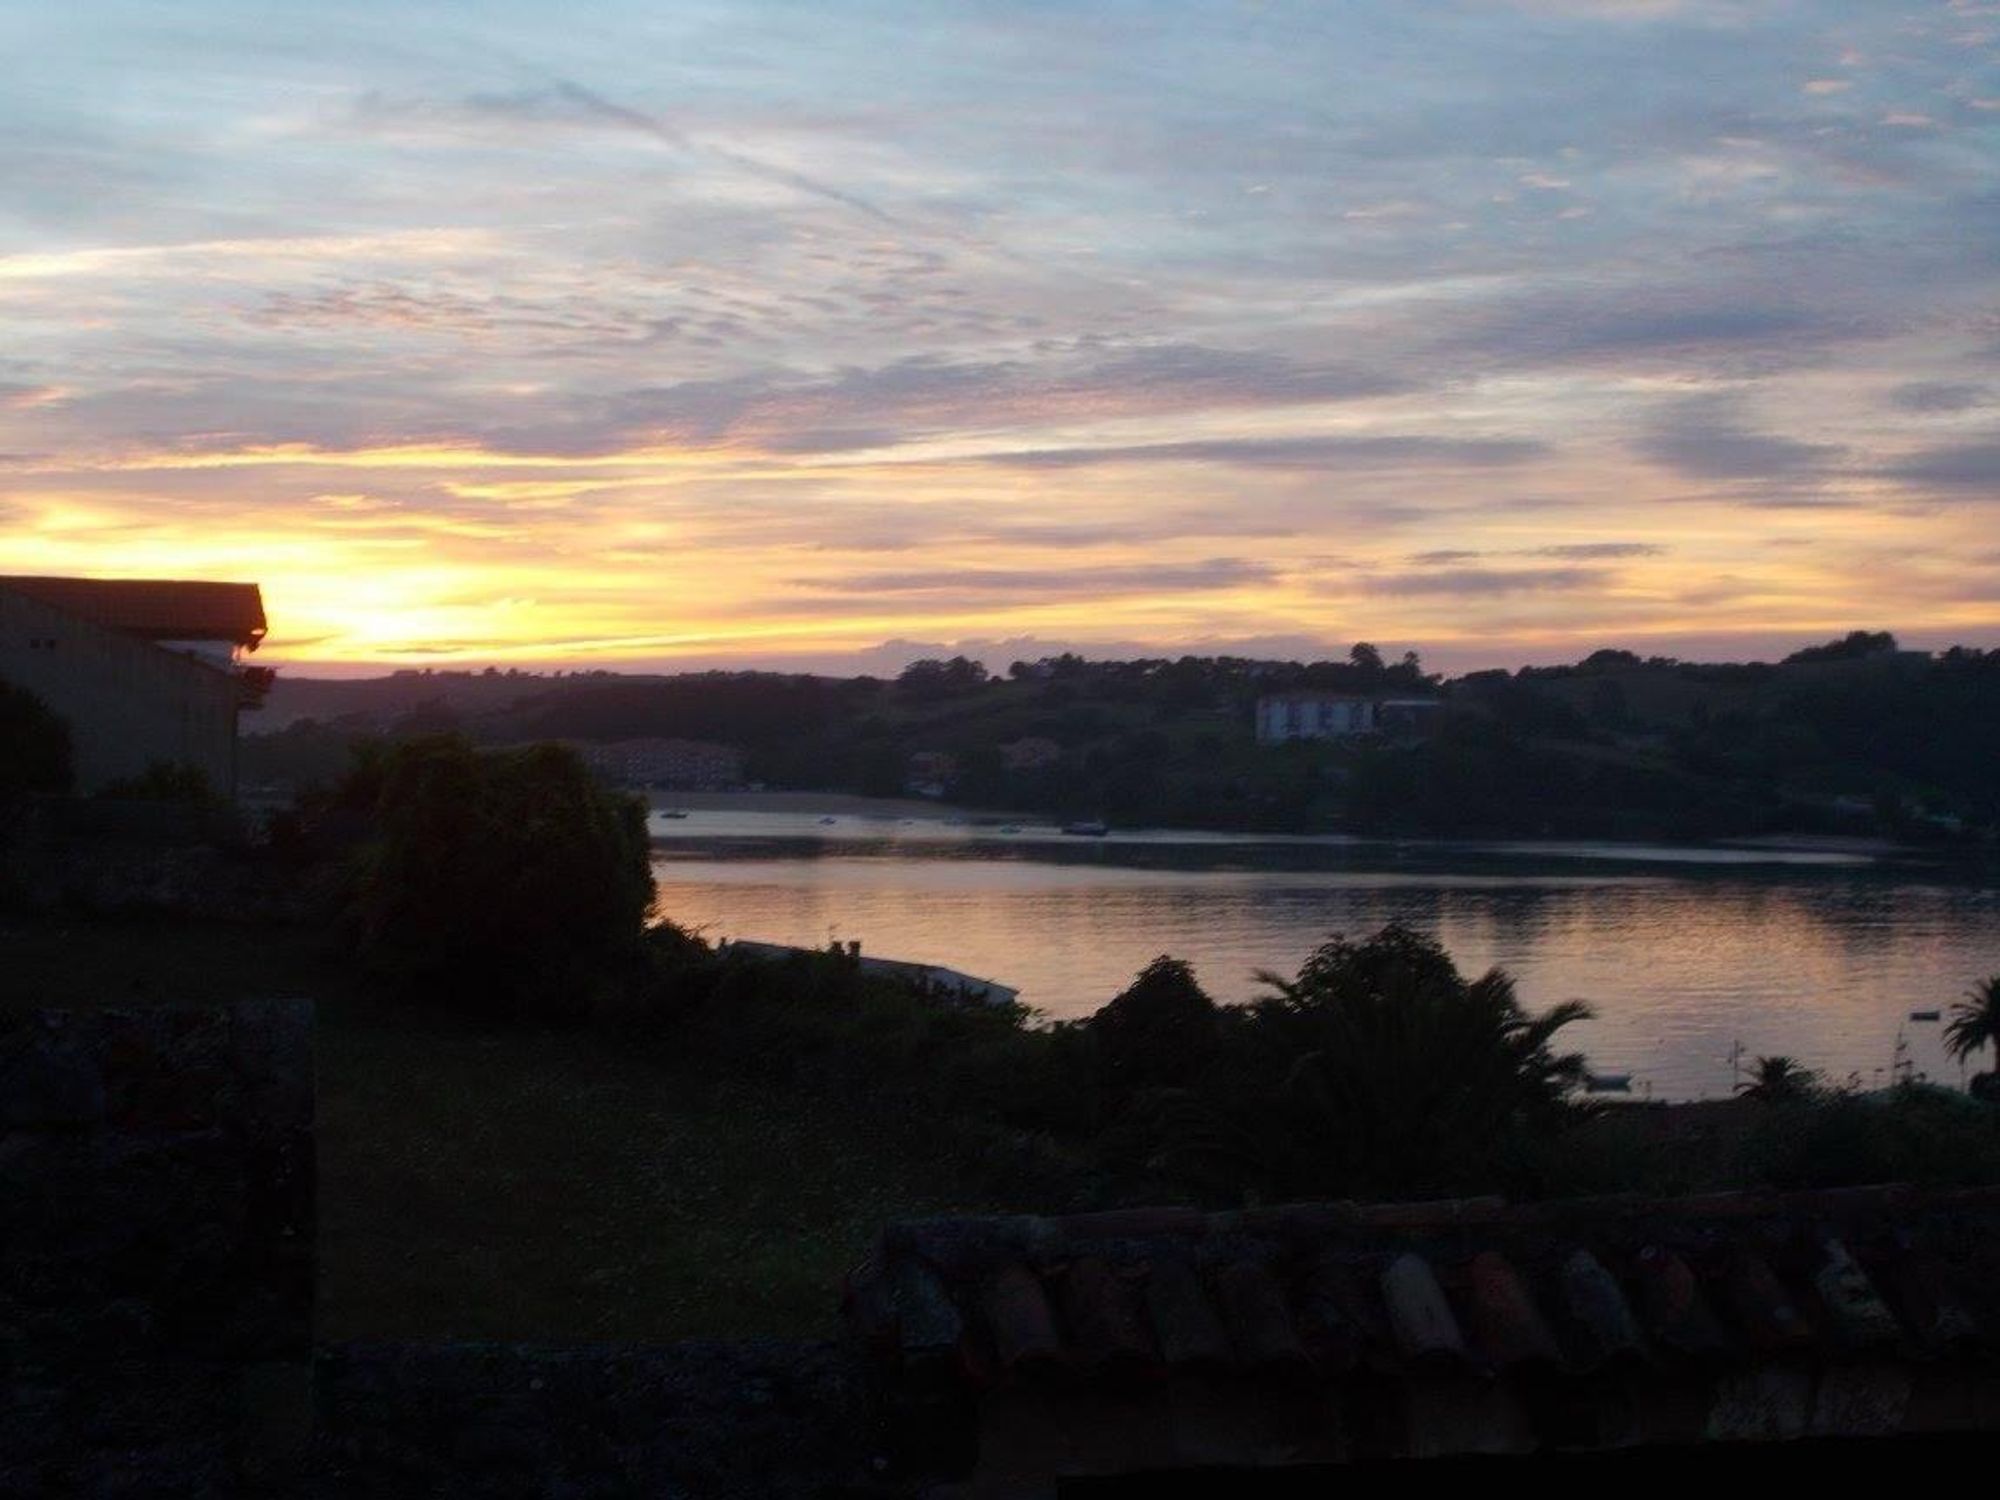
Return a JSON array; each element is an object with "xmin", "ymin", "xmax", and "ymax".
[
  {"xmin": 975, "ymin": 433, "xmax": 1546, "ymax": 471},
  {"xmin": 1362, "ymin": 566, "xmax": 1611, "ymax": 596},
  {"xmin": 791, "ymin": 557, "xmax": 1279, "ymax": 598},
  {"xmin": 1536, "ymin": 542, "xmax": 1667, "ymax": 559},
  {"xmin": 0, "ymin": 382, "xmax": 66, "ymax": 410},
  {"xmin": 0, "ymin": 230, "xmax": 492, "ymax": 283},
  {"xmin": 1882, "ymin": 440, "xmax": 2000, "ymax": 492},
  {"xmin": 1889, "ymin": 381, "xmax": 1991, "ymax": 414},
  {"xmin": 1630, "ymin": 395, "xmax": 1845, "ymax": 480},
  {"xmin": 1408, "ymin": 541, "xmax": 1664, "ymax": 565},
  {"xmin": 1449, "ymin": 293, "xmax": 1865, "ymax": 374},
  {"xmin": 963, "ymin": 516, "xmax": 1299, "ymax": 548},
  {"xmin": 1408, "ymin": 549, "xmax": 1482, "ymax": 565},
  {"xmin": 593, "ymin": 344, "xmax": 1408, "ymax": 460}
]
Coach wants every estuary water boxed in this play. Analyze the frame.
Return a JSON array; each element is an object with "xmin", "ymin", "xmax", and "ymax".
[{"xmin": 647, "ymin": 802, "xmax": 2000, "ymax": 1100}]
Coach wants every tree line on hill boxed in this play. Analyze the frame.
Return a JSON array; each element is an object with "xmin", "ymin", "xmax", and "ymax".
[{"xmin": 238, "ymin": 632, "xmax": 2000, "ymax": 843}]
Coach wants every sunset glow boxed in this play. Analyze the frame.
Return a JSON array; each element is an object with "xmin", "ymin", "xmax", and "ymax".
[{"xmin": 4, "ymin": 2, "xmax": 1997, "ymax": 672}]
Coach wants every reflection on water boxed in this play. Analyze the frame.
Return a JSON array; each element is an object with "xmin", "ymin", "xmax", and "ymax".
[{"xmin": 647, "ymin": 809, "xmax": 2000, "ymax": 1100}]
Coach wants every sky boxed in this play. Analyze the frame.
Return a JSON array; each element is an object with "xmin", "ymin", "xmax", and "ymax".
[{"xmin": 3, "ymin": 0, "xmax": 1997, "ymax": 675}]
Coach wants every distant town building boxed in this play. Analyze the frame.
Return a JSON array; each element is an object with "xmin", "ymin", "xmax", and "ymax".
[
  {"xmin": 1000, "ymin": 736, "xmax": 1062, "ymax": 771},
  {"xmin": 565, "ymin": 737, "xmax": 742, "ymax": 790},
  {"xmin": 905, "ymin": 749, "xmax": 958, "ymax": 799},
  {"xmin": 0, "ymin": 575, "xmax": 270, "ymax": 797},
  {"xmin": 1255, "ymin": 691, "xmax": 1442, "ymax": 744}
]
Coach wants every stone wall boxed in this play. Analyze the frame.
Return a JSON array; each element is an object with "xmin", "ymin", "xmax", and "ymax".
[
  {"xmin": 0, "ymin": 999, "xmax": 314, "ymax": 1496},
  {"xmin": 0, "ymin": 995, "xmax": 889, "ymax": 1497},
  {"xmin": 1, "ymin": 798, "xmax": 315, "ymax": 925},
  {"xmin": 314, "ymin": 1340, "xmax": 870, "ymax": 1498}
]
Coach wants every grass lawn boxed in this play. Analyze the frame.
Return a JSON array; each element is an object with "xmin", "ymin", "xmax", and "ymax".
[{"xmin": 1, "ymin": 917, "xmax": 1001, "ymax": 1340}]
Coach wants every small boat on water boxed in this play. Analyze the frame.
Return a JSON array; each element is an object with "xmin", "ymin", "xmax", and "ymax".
[
  {"xmin": 657, "ymin": 809, "xmax": 689, "ymax": 820},
  {"xmin": 1584, "ymin": 1072, "xmax": 1633, "ymax": 1094},
  {"xmin": 1910, "ymin": 1010, "xmax": 1941, "ymax": 1022},
  {"xmin": 818, "ymin": 816, "xmax": 838, "ymax": 825},
  {"xmin": 998, "ymin": 824, "xmax": 1022, "ymax": 835},
  {"xmin": 1062, "ymin": 819, "xmax": 1109, "ymax": 837}
]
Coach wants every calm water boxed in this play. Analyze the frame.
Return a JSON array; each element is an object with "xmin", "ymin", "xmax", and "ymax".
[{"xmin": 647, "ymin": 805, "xmax": 2000, "ymax": 1100}]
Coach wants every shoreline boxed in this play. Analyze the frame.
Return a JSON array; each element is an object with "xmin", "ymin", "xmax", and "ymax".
[
  {"xmin": 645, "ymin": 790, "xmax": 1958, "ymax": 864},
  {"xmin": 650, "ymin": 789, "xmax": 1022, "ymax": 821}
]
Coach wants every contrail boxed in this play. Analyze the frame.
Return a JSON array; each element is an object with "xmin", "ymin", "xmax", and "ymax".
[{"xmin": 550, "ymin": 78, "xmax": 902, "ymax": 229}]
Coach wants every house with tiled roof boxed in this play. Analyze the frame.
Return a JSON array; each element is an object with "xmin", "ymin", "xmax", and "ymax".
[
  {"xmin": 848, "ymin": 1186, "xmax": 2000, "ymax": 1493},
  {"xmin": 0, "ymin": 574, "xmax": 271, "ymax": 798}
]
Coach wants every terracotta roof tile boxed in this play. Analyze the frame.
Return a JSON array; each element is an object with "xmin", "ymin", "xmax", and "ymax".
[
  {"xmin": 1140, "ymin": 1258, "xmax": 1229, "ymax": 1371},
  {"xmin": 1296, "ymin": 1255, "xmax": 1374, "ymax": 1373},
  {"xmin": 1558, "ymin": 1247, "xmax": 1648, "ymax": 1367},
  {"xmin": 1213, "ymin": 1260, "xmax": 1308, "ymax": 1372},
  {"xmin": 1815, "ymin": 1239, "xmax": 1902, "ymax": 1350},
  {"xmin": 983, "ymin": 1265, "xmax": 1061, "ymax": 1375},
  {"xmin": 1720, "ymin": 1249, "xmax": 1815, "ymax": 1352},
  {"xmin": 1380, "ymin": 1251, "xmax": 1466, "ymax": 1366},
  {"xmin": 1633, "ymin": 1244, "xmax": 1730, "ymax": 1359},
  {"xmin": 846, "ymin": 1185, "xmax": 2000, "ymax": 1475},
  {"xmin": 1464, "ymin": 1250, "xmax": 1562, "ymax": 1368},
  {"xmin": 1056, "ymin": 1258, "xmax": 1153, "ymax": 1376}
]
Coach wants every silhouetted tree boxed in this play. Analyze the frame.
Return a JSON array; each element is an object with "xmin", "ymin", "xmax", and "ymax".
[
  {"xmin": 1784, "ymin": 631, "xmax": 1900, "ymax": 664},
  {"xmin": 1348, "ymin": 642, "xmax": 1385, "ymax": 673},
  {"xmin": 898, "ymin": 656, "xmax": 990, "ymax": 701},
  {"xmin": 97, "ymin": 762, "xmax": 213, "ymax": 804},
  {"xmin": 1946, "ymin": 977, "xmax": 2000, "ymax": 1090},
  {"xmin": 0, "ymin": 681, "xmax": 72, "ymax": 798},
  {"xmin": 1086, "ymin": 956, "xmax": 1220, "ymax": 1097},
  {"xmin": 1161, "ymin": 923, "xmax": 1592, "ymax": 1198},
  {"xmin": 1736, "ymin": 1055, "xmax": 1820, "ymax": 1104},
  {"xmin": 342, "ymin": 736, "xmax": 654, "ymax": 1015}
]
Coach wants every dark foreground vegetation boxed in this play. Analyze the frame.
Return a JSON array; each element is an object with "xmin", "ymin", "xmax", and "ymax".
[
  {"xmin": 9, "ymin": 732, "xmax": 2000, "ymax": 1339},
  {"xmin": 248, "ymin": 630, "xmax": 2000, "ymax": 842}
]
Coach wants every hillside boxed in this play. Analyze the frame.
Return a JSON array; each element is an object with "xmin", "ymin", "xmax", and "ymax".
[{"xmin": 243, "ymin": 635, "xmax": 2000, "ymax": 843}]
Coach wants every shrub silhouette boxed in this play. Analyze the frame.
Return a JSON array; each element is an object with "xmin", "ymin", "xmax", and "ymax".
[
  {"xmin": 1160, "ymin": 922, "xmax": 1592, "ymax": 1199},
  {"xmin": 1946, "ymin": 976, "xmax": 2000, "ymax": 1090},
  {"xmin": 1735, "ymin": 1054, "xmax": 1820, "ymax": 1104},
  {"xmin": 1084, "ymin": 955, "xmax": 1220, "ymax": 1098},
  {"xmin": 342, "ymin": 735, "xmax": 654, "ymax": 1014},
  {"xmin": 97, "ymin": 760, "xmax": 212, "ymax": 803},
  {"xmin": 0, "ymin": 681, "xmax": 72, "ymax": 798}
]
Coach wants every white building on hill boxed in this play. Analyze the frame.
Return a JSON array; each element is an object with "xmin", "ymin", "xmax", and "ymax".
[{"xmin": 1255, "ymin": 691, "xmax": 1441, "ymax": 744}]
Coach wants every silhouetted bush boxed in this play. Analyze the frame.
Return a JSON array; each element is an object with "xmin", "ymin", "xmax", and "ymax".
[
  {"xmin": 1784, "ymin": 630, "xmax": 1899, "ymax": 664},
  {"xmin": 645, "ymin": 935, "xmax": 1091, "ymax": 1126},
  {"xmin": 1735, "ymin": 1055, "xmax": 1822, "ymax": 1104},
  {"xmin": 1082, "ymin": 956, "xmax": 1220, "ymax": 1099},
  {"xmin": 1742, "ymin": 1085, "xmax": 2000, "ymax": 1189},
  {"xmin": 341, "ymin": 736, "xmax": 654, "ymax": 1015},
  {"xmin": 97, "ymin": 760, "xmax": 213, "ymax": 804},
  {"xmin": 1156, "ymin": 923, "xmax": 1594, "ymax": 1200},
  {"xmin": 0, "ymin": 681, "xmax": 72, "ymax": 799}
]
